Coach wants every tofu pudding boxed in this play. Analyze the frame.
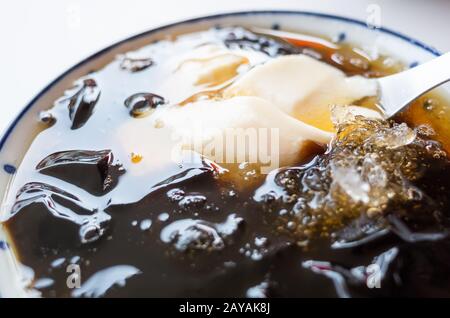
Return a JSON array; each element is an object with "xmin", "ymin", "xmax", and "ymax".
[{"xmin": 2, "ymin": 26, "xmax": 450, "ymax": 297}]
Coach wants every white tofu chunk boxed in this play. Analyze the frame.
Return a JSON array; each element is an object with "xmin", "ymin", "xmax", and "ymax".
[
  {"xmin": 157, "ymin": 96, "xmax": 333, "ymax": 171},
  {"xmin": 224, "ymin": 54, "xmax": 378, "ymax": 130}
]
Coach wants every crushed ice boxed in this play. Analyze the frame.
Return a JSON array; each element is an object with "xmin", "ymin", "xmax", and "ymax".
[{"xmin": 254, "ymin": 105, "xmax": 449, "ymax": 244}]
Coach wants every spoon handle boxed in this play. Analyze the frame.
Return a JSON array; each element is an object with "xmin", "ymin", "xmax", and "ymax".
[{"xmin": 377, "ymin": 52, "xmax": 450, "ymax": 117}]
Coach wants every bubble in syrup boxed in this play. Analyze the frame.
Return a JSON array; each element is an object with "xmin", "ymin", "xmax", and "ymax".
[
  {"xmin": 70, "ymin": 256, "xmax": 81, "ymax": 264},
  {"xmin": 178, "ymin": 194, "xmax": 207, "ymax": 210},
  {"xmin": 228, "ymin": 190, "xmax": 237, "ymax": 198},
  {"xmin": 254, "ymin": 236, "xmax": 268, "ymax": 247},
  {"xmin": 34, "ymin": 278, "xmax": 55, "ymax": 289},
  {"xmin": 167, "ymin": 188, "xmax": 185, "ymax": 202},
  {"xmin": 39, "ymin": 110, "xmax": 56, "ymax": 126},
  {"xmin": 250, "ymin": 250, "xmax": 263, "ymax": 261},
  {"xmin": 51, "ymin": 257, "xmax": 66, "ymax": 268},
  {"xmin": 80, "ymin": 224, "xmax": 103, "ymax": 244},
  {"xmin": 286, "ymin": 221, "xmax": 297, "ymax": 231},
  {"xmin": 139, "ymin": 219, "xmax": 152, "ymax": 231},
  {"xmin": 224, "ymin": 261, "xmax": 236, "ymax": 268},
  {"xmin": 246, "ymin": 281, "xmax": 269, "ymax": 298},
  {"xmin": 124, "ymin": 93, "xmax": 165, "ymax": 118},
  {"xmin": 158, "ymin": 213, "xmax": 169, "ymax": 222}
]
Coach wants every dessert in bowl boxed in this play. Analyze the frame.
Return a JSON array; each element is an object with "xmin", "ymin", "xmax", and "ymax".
[{"xmin": 0, "ymin": 11, "xmax": 449, "ymax": 297}]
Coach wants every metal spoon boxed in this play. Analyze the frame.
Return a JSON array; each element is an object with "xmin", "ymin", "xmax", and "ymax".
[
  {"xmin": 376, "ymin": 52, "xmax": 450, "ymax": 117},
  {"xmin": 251, "ymin": 27, "xmax": 450, "ymax": 117}
]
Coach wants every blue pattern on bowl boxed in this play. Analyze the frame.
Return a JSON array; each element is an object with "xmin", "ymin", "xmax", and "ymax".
[
  {"xmin": 0, "ymin": 240, "xmax": 9, "ymax": 250},
  {"xmin": 337, "ymin": 32, "xmax": 346, "ymax": 43},
  {"xmin": 3, "ymin": 164, "xmax": 16, "ymax": 175},
  {"xmin": 409, "ymin": 61, "xmax": 419, "ymax": 68}
]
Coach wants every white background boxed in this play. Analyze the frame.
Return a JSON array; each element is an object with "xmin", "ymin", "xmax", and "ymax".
[{"xmin": 1, "ymin": 0, "xmax": 449, "ymax": 132}]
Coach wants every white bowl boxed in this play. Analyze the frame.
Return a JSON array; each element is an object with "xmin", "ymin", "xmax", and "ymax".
[{"xmin": 0, "ymin": 10, "xmax": 446, "ymax": 297}]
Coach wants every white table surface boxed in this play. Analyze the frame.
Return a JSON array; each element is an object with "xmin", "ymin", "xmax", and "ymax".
[{"xmin": 1, "ymin": 0, "xmax": 449, "ymax": 132}]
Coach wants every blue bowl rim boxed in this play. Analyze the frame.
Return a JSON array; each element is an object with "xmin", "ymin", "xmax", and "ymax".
[{"xmin": 0, "ymin": 10, "xmax": 442, "ymax": 152}]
